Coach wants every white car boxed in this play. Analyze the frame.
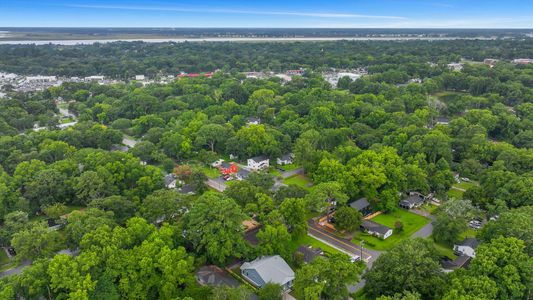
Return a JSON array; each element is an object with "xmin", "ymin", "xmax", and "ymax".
[{"xmin": 350, "ymin": 255, "xmax": 361, "ymax": 263}]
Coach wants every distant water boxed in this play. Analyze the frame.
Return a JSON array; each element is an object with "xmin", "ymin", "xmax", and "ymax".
[{"xmin": 0, "ymin": 36, "xmax": 495, "ymax": 45}]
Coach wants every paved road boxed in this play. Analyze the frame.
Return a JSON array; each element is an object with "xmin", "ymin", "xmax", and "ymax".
[
  {"xmin": 0, "ymin": 260, "xmax": 31, "ymax": 278},
  {"xmin": 307, "ymin": 221, "xmax": 378, "ymax": 262}
]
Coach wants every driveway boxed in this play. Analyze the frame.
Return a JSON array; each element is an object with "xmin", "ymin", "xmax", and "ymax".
[
  {"xmin": 411, "ymin": 209, "xmax": 436, "ymax": 239},
  {"xmin": 280, "ymin": 168, "xmax": 304, "ymax": 179},
  {"xmin": 0, "ymin": 259, "xmax": 31, "ymax": 278},
  {"xmin": 206, "ymin": 177, "xmax": 227, "ymax": 192}
]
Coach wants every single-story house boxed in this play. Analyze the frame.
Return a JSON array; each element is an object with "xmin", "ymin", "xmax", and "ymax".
[
  {"xmin": 441, "ymin": 255, "xmax": 472, "ymax": 273},
  {"xmin": 399, "ymin": 192, "xmax": 425, "ymax": 209},
  {"xmin": 219, "ymin": 161, "xmax": 238, "ymax": 175},
  {"xmin": 241, "ymin": 255, "xmax": 295, "ymax": 291},
  {"xmin": 236, "ymin": 169, "xmax": 251, "ymax": 180},
  {"xmin": 436, "ymin": 117, "xmax": 450, "ymax": 126},
  {"xmin": 276, "ymin": 153, "xmax": 294, "ymax": 165},
  {"xmin": 295, "ymin": 246, "xmax": 323, "ymax": 264},
  {"xmin": 196, "ymin": 265, "xmax": 240, "ymax": 287},
  {"xmin": 360, "ymin": 220, "xmax": 393, "ymax": 240},
  {"xmin": 246, "ymin": 117, "xmax": 261, "ymax": 125},
  {"xmin": 164, "ymin": 174, "xmax": 177, "ymax": 189},
  {"xmin": 247, "ymin": 156, "xmax": 270, "ymax": 170},
  {"xmin": 178, "ymin": 184, "xmax": 196, "ymax": 195},
  {"xmin": 349, "ymin": 198, "xmax": 372, "ymax": 216},
  {"xmin": 454, "ymin": 238, "xmax": 479, "ymax": 258}
]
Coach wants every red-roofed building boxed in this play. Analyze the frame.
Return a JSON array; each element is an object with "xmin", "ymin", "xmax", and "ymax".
[{"xmin": 218, "ymin": 162, "xmax": 238, "ymax": 175}]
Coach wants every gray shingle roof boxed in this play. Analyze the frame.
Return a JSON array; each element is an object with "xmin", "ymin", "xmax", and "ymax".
[
  {"xmin": 350, "ymin": 198, "xmax": 370, "ymax": 211},
  {"xmin": 240, "ymin": 255, "xmax": 294, "ymax": 286},
  {"xmin": 196, "ymin": 265, "xmax": 240, "ymax": 287},
  {"xmin": 458, "ymin": 238, "xmax": 479, "ymax": 249},
  {"xmin": 250, "ymin": 155, "xmax": 269, "ymax": 163},
  {"xmin": 361, "ymin": 220, "xmax": 392, "ymax": 235}
]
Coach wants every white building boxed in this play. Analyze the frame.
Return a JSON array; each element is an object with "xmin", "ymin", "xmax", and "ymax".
[
  {"xmin": 240, "ymin": 256, "xmax": 295, "ymax": 291},
  {"xmin": 85, "ymin": 75, "xmax": 105, "ymax": 82},
  {"xmin": 276, "ymin": 153, "xmax": 294, "ymax": 165},
  {"xmin": 454, "ymin": 238, "xmax": 479, "ymax": 258},
  {"xmin": 447, "ymin": 63, "xmax": 464, "ymax": 71},
  {"xmin": 247, "ymin": 156, "xmax": 269, "ymax": 170},
  {"xmin": 135, "ymin": 75, "xmax": 145, "ymax": 81},
  {"xmin": 25, "ymin": 75, "xmax": 57, "ymax": 83}
]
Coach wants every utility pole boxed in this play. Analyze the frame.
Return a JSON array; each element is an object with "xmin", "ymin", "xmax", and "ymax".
[{"xmin": 360, "ymin": 240, "xmax": 364, "ymax": 262}]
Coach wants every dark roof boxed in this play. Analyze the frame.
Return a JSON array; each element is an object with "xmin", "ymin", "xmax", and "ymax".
[
  {"xmin": 179, "ymin": 184, "xmax": 195, "ymax": 194},
  {"xmin": 164, "ymin": 174, "xmax": 177, "ymax": 186},
  {"xmin": 244, "ymin": 227, "xmax": 261, "ymax": 246},
  {"xmin": 220, "ymin": 161, "xmax": 232, "ymax": 169},
  {"xmin": 279, "ymin": 153, "xmax": 293, "ymax": 161},
  {"xmin": 196, "ymin": 265, "xmax": 240, "ymax": 287},
  {"xmin": 361, "ymin": 220, "xmax": 392, "ymax": 235},
  {"xmin": 295, "ymin": 246, "xmax": 323, "ymax": 263},
  {"xmin": 441, "ymin": 255, "xmax": 471, "ymax": 269},
  {"xmin": 250, "ymin": 156, "xmax": 269, "ymax": 163},
  {"xmin": 238, "ymin": 169, "xmax": 250, "ymax": 178},
  {"xmin": 400, "ymin": 194, "xmax": 425, "ymax": 206},
  {"xmin": 350, "ymin": 198, "xmax": 370, "ymax": 211},
  {"xmin": 458, "ymin": 238, "xmax": 479, "ymax": 249}
]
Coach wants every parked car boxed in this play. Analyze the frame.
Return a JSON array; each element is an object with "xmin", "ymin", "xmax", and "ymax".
[{"xmin": 7, "ymin": 247, "xmax": 16, "ymax": 256}]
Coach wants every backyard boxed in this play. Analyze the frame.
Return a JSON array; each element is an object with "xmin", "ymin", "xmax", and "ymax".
[
  {"xmin": 352, "ymin": 210, "xmax": 430, "ymax": 251},
  {"xmin": 282, "ymin": 174, "xmax": 312, "ymax": 189}
]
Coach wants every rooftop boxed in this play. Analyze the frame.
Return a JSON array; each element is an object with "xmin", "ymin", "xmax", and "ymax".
[{"xmin": 350, "ymin": 198, "xmax": 370, "ymax": 211}]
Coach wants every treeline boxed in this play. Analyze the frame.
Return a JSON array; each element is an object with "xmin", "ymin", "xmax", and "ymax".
[{"xmin": 0, "ymin": 39, "xmax": 533, "ymax": 77}]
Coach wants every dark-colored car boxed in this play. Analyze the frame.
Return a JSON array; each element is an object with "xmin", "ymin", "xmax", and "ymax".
[{"xmin": 7, "ymin": 247, "xmax": 16, "ymax": 256}]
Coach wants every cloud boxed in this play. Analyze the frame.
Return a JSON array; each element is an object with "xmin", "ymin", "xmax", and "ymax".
[{"xmin": 66, "ymin": 4, "xmax": 406, "ymax": 20}]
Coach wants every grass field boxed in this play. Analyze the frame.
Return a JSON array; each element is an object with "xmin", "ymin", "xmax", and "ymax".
[
  {"xmin": 454, "ymin": 181, "xmax": 479, "ymax": 190},
  {"xmin": 447, "ymin": 188, "xmax": 464, "ymax": 199},
  {"xmin": 432, "ymin": 239, "xmax": 457, "ymax": 259},
  {"xmin": 283, "ymin": 174, "xmax": 312, "ymax": 189},
  {"xmin": 279, "ymin": 163, "xmax": 300, "ymax": 171},
  {"xmin": 198, "ymin": 165, "xmax": 221, "ymax": 179},
  {"xmin": 0, "ymin": 249, "xmax": 10, "ymax": 266},
  {"xmin": 289, "ymin": 235, "xmax": 343, "ymax": 256},
  {"xmin": 352, "ymin": 210, "xmax": 429, "ymax": 251}
]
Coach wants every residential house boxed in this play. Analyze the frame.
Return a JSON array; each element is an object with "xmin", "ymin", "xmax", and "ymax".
[
  {"xmin": 196, "ymin": 265, "xmax": 240, "ymax": 287},
  {"xmin": 447, "ymin": 63, "xmax": 463, "ymax": 71},
  {"xmin": 240, "ymin": 255, "xmax": 295, "ymax": 291},
  {"xmin": 483, "ymin": 58, "xmax": 498, "ymax": 67},
  {"xmin": 360, "ymin": 220, "xmax": 393, "ymax": 240},
  {"xmin": 454, "ymin": 238, "xmax": 479, "ymax": 258},
  {"xmin": 247, "ymin": 156, "xmax": 270, "ymax": 171},
  {"xmin": 135, "ymin": 75, "xmax": 145, "ymax": 81},
  {"xmin": 349, "ymin": 198, "xmax": 372, "ymax": 216},
  {"xmin": 512, "ymin": 58, "xmax": 533, "ymax": 65},
  {"xmin": 276, "ymin": 153, "xmax": 294, "ymax": 165},
  {"xmin": 246, "ymin": 117, "xmax": 261, "ymax": 126},
  {"xmin": 295, "ymin": 246, "xmax": 323, "ymax": 264},
  {"xmin": 218, "ymin": 162, "xmax": 238, "ymax": 175},
  {"xmin": 236, "ymin": 169, "xmax": 250, "ymax": 181},
  {"xmin": 178, "ymin": 184, "xmax": 196, "ymax": 195},
  {"xmin": 441, "ymin": 255, "xmax": 472, "ymax": 273},
  {"xmin": 399, "ymin": 192, "xmax": 425, "ymax": 209},
  {"xmin": 164, "ymin": 174, "xmax": 177, "ymax": 189}
]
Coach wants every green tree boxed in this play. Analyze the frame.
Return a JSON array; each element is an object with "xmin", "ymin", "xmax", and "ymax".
[
  {"xmin": 258, "ymin": 283, "xmax": 283, "ymax": 300},
  {"xmin": 184, "ymin": 192, "xmax": 247, "ymax": 264},
  {"xmin": 279, "ymin": 198, "xmax": 308, "ymax": 238},
  {"xmin": 364, "ymin": 238, "xmax": 445, "ymax": 298},
  {"xmin": 257, "ymin": 224, "xmax": 291, "ymax": 260},
  {"xmin": 333, "ymin": 206, "xmax": 361, "ymax": 232},
  {"xmin": 433, "ymin": 199, "xmax": 477, "ymax": 245},
  {"xmin": 11, "ymin": 222, "xmax": 61, "ymax": 261}
]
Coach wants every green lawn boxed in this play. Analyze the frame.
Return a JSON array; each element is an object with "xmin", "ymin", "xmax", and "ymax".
[
  {"xmin": 447, "ymin": 188, "xmax": 464, "ymax": 199},
  {"xmin": 352, "ymin": 210, "xmax": 430, "ymax": 251},
  {"xmin": 283, "ymin": 174, "xmax": 312, "ymax": 189},
  {"xmin": 432, "ymin": 239, "xmax": 457, "ymax": 259},
  {"xmin": 198, "ymin": 165, "xmax": 221, "ymax": 179},
  {"xmin": 455, "ymin": 181, "xmax": 479, "ymax": 190},
  {"xmin": 268, "ymin": 168, "xmax": 282, "ymax": 177},
  {"xmin": 0, "ymin": 249, "xmax": 10, "ymax": 265},
  {"xmin": 279, "ymin": 163, "xmax": 300, "ymax": 171},
  {"xmin": 289, "ymin": 235, "xmax": 343, "ymax": 256}
]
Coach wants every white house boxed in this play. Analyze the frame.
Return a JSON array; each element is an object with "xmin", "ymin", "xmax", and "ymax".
[
  {"xmin": 240, "ymin": 255, "xmax": 295, "ymax": 291},
  {"xmin": 246, "ymin": 117, "xmax": 261, "ymax": 126},
  {"xmin": 247, "ymin": 156, "xmax": 269, "ymax": 170},
  {"xmin": 360, "ymin": 220, "xmax": 393, "ymax": 240},
  {"xmin": 454, "ymin": 238, "xmax": 479, "ymax": 258},
  {"xmin": 447, "ymin": 63, "xmax": 463, "ymax": 71},
  {"xmin": 164, "ymin": 174, "xmax": 178, "ymax": 189},
  {"xmin": 135, "ymin": 75, "xmax": 145, "ymax": 81},
  {"xmin": 276, "ymin": 153, "xmax": 294, "ymax": 165}
]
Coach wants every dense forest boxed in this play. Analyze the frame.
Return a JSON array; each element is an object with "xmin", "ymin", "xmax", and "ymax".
[
  {"xmin": 0, "ymin": 40, "xmax": 531, "ymax": 299},
  {"xmin": 1, "ymin": 39, "xmax": 533, "ymax": 77}
]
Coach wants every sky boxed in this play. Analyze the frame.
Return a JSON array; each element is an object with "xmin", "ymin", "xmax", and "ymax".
[{"xmin": 1, "ymin": 0, "xmax": 533, "ymax": 28}]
